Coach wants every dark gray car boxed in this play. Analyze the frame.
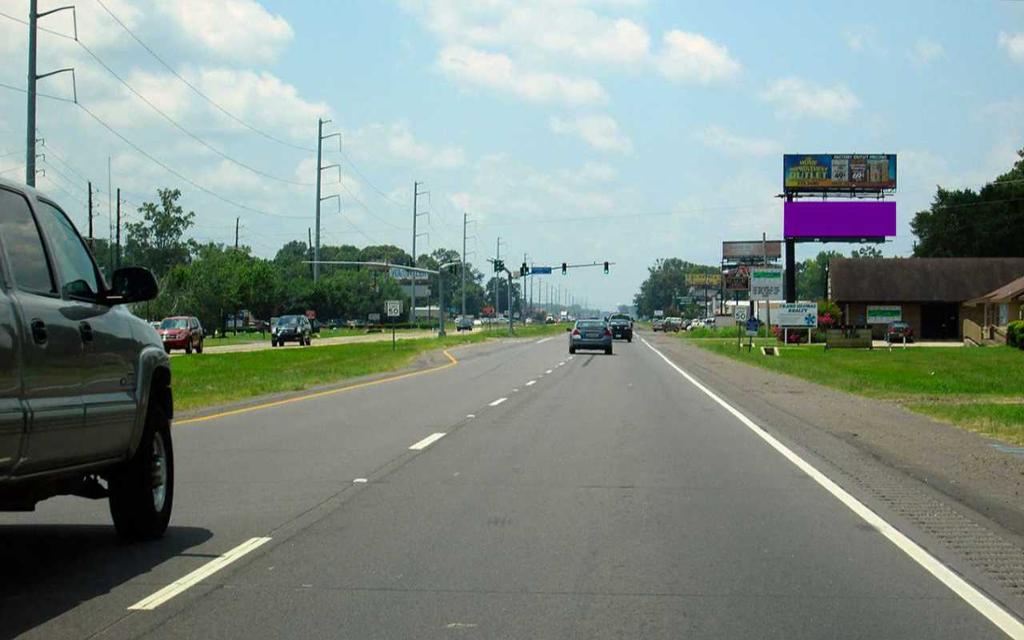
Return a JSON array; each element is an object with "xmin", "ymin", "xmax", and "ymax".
[
  {"xmin": 272, "ymin": 314, "xmax": 312, "ymax": 346},
  {"xmin": 0, "ymin": 178, "xmax": 173, "ymax": 540},
  {"xmin": 569, "ymin": 319, "xmax": 613, "ymax": 355}
]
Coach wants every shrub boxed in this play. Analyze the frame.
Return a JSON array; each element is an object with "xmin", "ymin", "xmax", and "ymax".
[{"xmin": 1008, "ymin": 320, "xmax": 1024, "ymax": 349}]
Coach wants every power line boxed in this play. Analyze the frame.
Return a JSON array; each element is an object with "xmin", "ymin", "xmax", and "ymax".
[{"xmin": 92, "ymin": 0, "xmax": 317, "ymax": 154}]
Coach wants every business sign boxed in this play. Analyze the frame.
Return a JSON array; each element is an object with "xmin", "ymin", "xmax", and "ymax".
[
  {"xmin": 368, "ymin": 312, "xmax": 381, "ymax": 323},
  {"xmin": 724, "ymin": 265, "xmax": 751, "ymax": 291},
  {"xmin": 531, "ymin": 266, "xmax": 553, "ymax": 275},
  {"xmin": 734, "ymin": 307, "xmax": 749, "ymax": 323},
  {"xmin": 722, "ymin": 241, "xmax": 782, "ymax": 261},
  {"xmin": 750, "ymin": 267, "xmax": 783, "ymax": 299},
  {"xmin": 653, "ymin": 309, "xmax": 664, "ymax": 317},
  {"xmin": 778, "ymin": 303, "xmax": 818, "ymax": 327},
  {"xmin": 389, "ymin": 267, "xmax": 428, "ymax": 282},
  {"xmin": 784, "ymin": 200, "xmax": 897, "ymax": 239},
  {"xmin": 385, "ymin": 299, "xmax": 402, "ymax": 318},
  {"xmin": 678, "ymin": 296, "xmax": 694, "ymax": 305},
  {"xmin": 685, "ymin": 273, "xmax": 721, "ymax": 286},
  {"xmin": 784, "ymin": 154, "xmax": 897, "ymax": 192},
  {"xmin": 746, "ymin": 316, "xmax": 761, "ymax": 337},
  {"xmin": 866, "ymin": 305, "xmax": 902, "ymax": 324}
]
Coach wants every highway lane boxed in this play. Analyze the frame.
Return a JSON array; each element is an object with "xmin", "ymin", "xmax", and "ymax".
[{"xmin": 2, "ymin": 332, "xmax": 1019, "ymax": 639}]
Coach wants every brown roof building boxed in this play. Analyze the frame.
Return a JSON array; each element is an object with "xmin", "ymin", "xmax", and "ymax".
[{"xmin": 828, "ymin": 258, "xmax": 1024, "ymax": 340}]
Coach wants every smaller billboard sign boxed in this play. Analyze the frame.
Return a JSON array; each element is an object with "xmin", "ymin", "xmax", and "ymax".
[
  {"xmin": 778, "ymin": 303, "xmax": 818, "ymax": 327},
  {"xmin": 866, "ymin": 305, "xmax": 902, "ymax": 324},
  {"xmin": 784, "ymin": 154, "xmax": 897, "ymax": 192},
  {"xmin": 724, "ymin": 266, "xmax": 751, "ymax": 291},
  {"xmin": 723, "ymin": 241, "xmax": 782, "ymax": 261},
  {"xmin": 685, "ymin": 273, "xmax": 721, "ymax": 286},
  {"xmin": 784, "ymin": 201, "xmax": 897, "ymax": 239},
  {"xmin": 750, "ymin": 268, "xmax": 783, "ymax": 299}
]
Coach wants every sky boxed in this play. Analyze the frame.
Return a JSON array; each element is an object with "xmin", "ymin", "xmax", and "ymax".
[{"xmin": 0, "ymin": 0, "xmax": 1022, "ymax": 310}]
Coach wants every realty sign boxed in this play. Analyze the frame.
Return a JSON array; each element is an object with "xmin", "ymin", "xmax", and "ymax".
[
  {"xmin": 749, "ymin": 267, "xmax": 783, "ymax": 299},
  {"xmin": 778, "ymin": 303, "xmax": 818, "ymax": 327},
  {"xmin": 866, "ymin": 305, "xmax": 902, "ymax": 324}
]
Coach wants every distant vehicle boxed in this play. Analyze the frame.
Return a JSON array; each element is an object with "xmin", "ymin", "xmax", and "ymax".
[
  {"xmin": 327, "ymin": 318, "xmax": 345, "ymax": 329},
  {"xmin": 158, "ymin": 316, "xmax": 204, "ymax": 354},
  {"xmin": 0, "ymin": 179, "xmax": 173, "ymax": 539},
  {"xmin": 545, "ymin": 316, "xmax": 556, "ymax": 324},
  {"xmin": 456, "ymin": 316, "xmax": 474, "ymax": 332},
  {"xmin": 272, "ymin": 315, "xmax": 312, "ymax": 346},
  {"xmin": 309, "ymin": 318, "xmax": 321, "ymax": 335},
  {"xmin": 473, "ymin": 318, "xmax": 483, "ymax": 327},
  {"xmin": 569, "ymin": 319, "xmax": 613, "ymax": 355},
  {"xmin": 886, "ymin": 321, "xmax": 914, "ymax": 343},
  {"xmin": 347, "ymin": 319, "xmax": 368, "ymax": 328},
  {"xmin": 651, "ymin": 318, "xmax": 665, "ymax": 332},
  {"xmin": 609, "ymin": 313, "xmax": 633, "ymax": 329},
  {"xmin": 608, "ymin": 316, "xmax": 633, "ymax": 342},
  {"xmin": 664, "ymin": 317, "xmax": 683, "ymax": 332}
]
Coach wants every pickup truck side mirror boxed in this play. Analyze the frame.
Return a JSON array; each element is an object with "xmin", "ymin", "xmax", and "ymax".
[{"xmin": 108, "ymin": 267, "xmax": 159, "ymax": 304}]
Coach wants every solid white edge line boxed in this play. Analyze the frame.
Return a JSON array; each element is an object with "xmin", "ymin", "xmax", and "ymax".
[
  {"xmin": 489, "ymin": 397, "xmax": 507, "ymax": 407},
  {"xmin": 409, "ymin": 432, "xmax": 447, "ymax": 450},
  {"xmin": 525, "ymin": 380, "xmax": 536, "ymax": 386},
  {"xmin": 128, "ymin": 537, "xmax": 272, "ymax": 611},
  {"xmin": 536, "ymin": 337, "xmax": 553, "ymax": 344},
  {"xmin": 640, "ymin": 337, "xmax": 1024, "ymax": 639}
]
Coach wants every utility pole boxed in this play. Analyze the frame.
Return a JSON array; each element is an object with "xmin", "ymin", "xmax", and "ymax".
[
  {"xmin": 308, "ymin": 227, "xmax": 313, "ymax": 279},
  {"xmin": 86, "ymin": 180, "xmax": 92, "ymax": 240},
  {"xmin": 494, "ymin": 237, "xmax": 506, "ymax": 316},
  {"xmin": 313, "ymin": 118, "xmax": 341, "ymax": 282},
  {"xmin": 115, "ymin": 188, "xmax": 121, "ymax": 269},
  {"xmin": 234, "ymin": 217, "xmax": 240, "ymax": 250},
  {"xmin": 410, "ymin": 181, "xmax": 428, "ymax": 324},
  {"xmin": 461, "ymin": 212, "xmax": 468, "ymax": 319},
  {"xmin": 25, "ymin": 0, "xmax": 77, "ymax": 187}
]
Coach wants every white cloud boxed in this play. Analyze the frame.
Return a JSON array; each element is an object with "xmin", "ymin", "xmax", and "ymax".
[
  {"xmin": 695, "ymin": 125, "xmax": 780, "ymax": 157},
  {"xmin": 999, "ymin": 31, "xmax": 1024, "ymax": 63},
  {"xmin": 437, "ymin": 44, "xmax": 608, "ymax": 106},
  {"xmin": 760, "ymin": 77, "xmax": 860, "ymax": 121},
  {"xmin": 549, "ymin": 115, "xmax": 633, "ymax": 153},
  {"xmin": 910, "ymin": 38, "xmax": 944, "ymax": 65},
  {"xmin": 655, "ymin": 30, "xmax": 740, "ymax": 84},
  {"xmin": 347, "ymin": 121, "xmax": 466, "ymax": 170},
  {"xmin": 155, "ymin": 0, "xmax": 293, "ymax": 63}
]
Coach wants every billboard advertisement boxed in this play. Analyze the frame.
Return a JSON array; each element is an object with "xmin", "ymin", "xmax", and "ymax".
[
  {"xmin": 778, "ymin": 303, "xmax": 818, "ymax": 327},
  {"xmin": 722, "ymin": 241, "xmax": 782, "ymax": 261},
  {"xmin": 784, "ymin": 201, "xmax": 897, "ymax": 239},
  {"xmin": 685, "ymin": 273, "xmax": 721, "ymax": 286},
  {"xmin": 724, "ymin": 266, "xmax": 750, "ymax": 291},
  {"xmin": 750, "ymin": 267, "xmax": 783, "ymax": 299},
  {"xmin": 784, "ymin": 154, "xmax": 896, "ymax": 192}
]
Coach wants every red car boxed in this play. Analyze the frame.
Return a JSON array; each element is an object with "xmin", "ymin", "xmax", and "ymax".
[
  {"xmin": 158, "ymin": 316, "xmax": 205, "ymax": 354},
  {"xmin": 885, "ymin": 321, "xmax": 914, "ymax": 343}
]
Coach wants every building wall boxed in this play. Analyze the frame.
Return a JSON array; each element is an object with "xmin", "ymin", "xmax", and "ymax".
[{"xmin": 842, "ymin": 302, "xmax": 923, "ymax": 339}]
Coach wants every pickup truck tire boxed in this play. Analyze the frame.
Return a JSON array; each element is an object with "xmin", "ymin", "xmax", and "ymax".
[
  {"xmin": 196, "ymin": 338, "xmax": 204, "ymax": 354},
  {"xmin": 108, "ymin": 403, "xmax": 174, "ymax": 541},
  {"xmin": 185, "ymin": 340, "xmax": 192, "ymax": 355}
]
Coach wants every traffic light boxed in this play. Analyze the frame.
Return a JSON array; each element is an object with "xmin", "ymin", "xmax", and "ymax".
[
  {"xmin": 493, "ymin": 259, "xmax": 504, "ymax": 273},
  {"xmin": 521, "ymin": 262, "xmax": 529, "ymax": 275},
  {"xmin": 561, "ymin": 262, "xmax": 567, "ymax": 275},
  {"xmin": 603, "ymin": 261, "xmax": 609, "ymax": 274}
]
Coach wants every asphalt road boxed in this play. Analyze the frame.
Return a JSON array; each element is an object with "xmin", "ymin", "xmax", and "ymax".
[{"xmin": 1, "ymin": 332, "xmax": 1020, "ymax": 639}]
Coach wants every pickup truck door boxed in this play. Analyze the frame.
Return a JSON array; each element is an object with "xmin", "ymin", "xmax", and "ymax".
[
  {"xmin": 0, "ymin": 284, "xmax": 25, "ymax": 476},
  {"xmin": 33, "ymin": 198, "xmax": 137, "ymax": 460},
  {"xmin": 0, "ymin": 187, "xmax": 85, "ymax": 474}
]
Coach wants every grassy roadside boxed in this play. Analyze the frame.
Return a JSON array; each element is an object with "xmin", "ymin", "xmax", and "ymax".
[
  {"xmin": 690, "ymin": 340, "xmax": 1024, "ymax": 445},
  {"xmin": 171, "ymin": 322, "xmax": 566, "ymax": 413}
]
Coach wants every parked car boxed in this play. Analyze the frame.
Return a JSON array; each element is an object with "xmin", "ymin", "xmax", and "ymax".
[
  {"xmin": 886, "ymin": 321, "xmax": 914, "ymax": 343},
  {"xmin": 272, "ymin": 315, "xmax": 312, "ymax": 346},
  {"xmin": 157, "ymin": 316, "xmax": 204, "ymax": 354},
  {"xmin": 664, "ymin": 317, "xmax": 683, "ymax": 332},
  {"xmin": 569, "ymin": 318, "xmax": 613, "ymax": 355},
  {"xmin": 0, "ymin": 179, "xmax": 174, "ymax": 539},
  {"xmin": 608, "ymin": 316, "xmax": 633, "ymax": 342},
  {"xmin": 456, "ymin": 316, "xmax": 474, "ymax": 332},
  {"xmin": 651, "ymin": 318, "xmax": 665, "ymax": 331}
]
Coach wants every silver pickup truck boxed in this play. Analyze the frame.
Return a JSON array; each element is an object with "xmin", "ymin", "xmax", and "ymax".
[{"xmin": 0, "ymin": 178, "xmax": 174, "ymax": 540}]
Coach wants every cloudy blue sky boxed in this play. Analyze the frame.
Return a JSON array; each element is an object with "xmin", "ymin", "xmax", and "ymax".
[{"xmin": 1, "ymin": 0, "xmax": 1022, "ymax": 309}]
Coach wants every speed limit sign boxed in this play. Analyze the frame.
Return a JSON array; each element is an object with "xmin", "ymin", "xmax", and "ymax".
[{"xmin": 385, "ymin": 299, "xmax": 402, "ymax": 318}]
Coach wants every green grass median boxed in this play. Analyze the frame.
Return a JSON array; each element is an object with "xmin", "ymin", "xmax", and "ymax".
[{"xmin": 692, "ymin": 340, "xmax": 1024, "ymax": 445}]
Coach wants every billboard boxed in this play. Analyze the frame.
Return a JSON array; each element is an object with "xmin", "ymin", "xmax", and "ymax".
[
  {"xmin": 722, "ymin": 241, "xmax": 782, "ymax": 261},
  {"xmin": 685, "ymin": 273, "xmax": 721, "ymax": 286},
  {"xmin": 724, "ymin": 266, "xmax": 750, "ymax": 291},
  {"xmin": 784, "ymin": 154, "xmax": 896, "ymax": 192},
  {"xmin": 784, "ymin": 201, "xmax": 897, "ymax": 239},
  {"xmin": 778, "ymin": 303, "xmax": 818, "ymax": 327},
  {"xmin": 389, "ymin": 266, "xmax": 429, "ymax": 282},
  {"xmin": 750, "ymin": 267, "xmax": 783, "ymax": 299}
]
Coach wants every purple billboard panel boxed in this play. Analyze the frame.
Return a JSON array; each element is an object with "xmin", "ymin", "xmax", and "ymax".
[{"xmin": 784, "ymin": 200, "xmax": 896, "ymax": 239}]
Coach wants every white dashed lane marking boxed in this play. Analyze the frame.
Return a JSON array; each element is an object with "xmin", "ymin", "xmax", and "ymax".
[
  {"xmin": 409, "ymin": 432, "xmax": 447, "ymax": 450},
  {"xmin": 489, "ymin": 397, "xmax": 508, "ymax": 407}
]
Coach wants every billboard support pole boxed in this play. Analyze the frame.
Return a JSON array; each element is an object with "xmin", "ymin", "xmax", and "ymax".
[{"xmin": 785, "ymin": 193, "xmax": 796, "ymax": 304}]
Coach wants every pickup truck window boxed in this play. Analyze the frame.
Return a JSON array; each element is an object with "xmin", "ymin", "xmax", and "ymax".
[
  {"xmin": 35, "ymin": 199, "xmax": 100, "ymax": 299},
  {"xmin": 0, "ymin": 188, "xmax": 55, "ymax": 294}
]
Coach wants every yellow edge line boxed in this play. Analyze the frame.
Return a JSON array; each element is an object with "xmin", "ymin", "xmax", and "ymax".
[{"xmin": 174, "ymin": 349, "xmax": 459, "ymax": 426}]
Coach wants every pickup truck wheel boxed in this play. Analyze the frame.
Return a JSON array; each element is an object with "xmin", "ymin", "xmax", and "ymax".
[
  {"xmin": 196, "ymin": 338, "xmax": 203, "ymax": 354},
  {"xmin": 109, "ymin": 404, "xmax": 173, "ymax": 541},
  {"xmin": 185, "ymin": 340, "xmax": 192, "ymax": 355}
]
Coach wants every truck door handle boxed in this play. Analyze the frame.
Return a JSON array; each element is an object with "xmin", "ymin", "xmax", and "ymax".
[
  {"xmin": 30, "ymin": 319, "xmax": 47, "ymax": 344},
  {"xmin": 79, "ymin": 321, "xmax": 94, "ymax": 343}
]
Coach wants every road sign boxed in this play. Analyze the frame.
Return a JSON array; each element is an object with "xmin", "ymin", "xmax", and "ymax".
[
  {"xmin": 389, "ymin": 267, "xmax": 428, "ymax": 282},
  {"xmin": 385, "ymin": 299, "xmax": 402, "ymax": 318},
  {"xmin": 653, "ymin": 309, "xmax": 664, "ymax": 317},
  {"xmin": 750, "ymin": 267, "xmax": 783, "ymax": 299},
  {"xmin": 746, "ymin": 316, "xmax": 761, "ymax": 337},
  {"xmin": 778, "ymin": 302, "xmax": 818, "ymax": 327},
  {"xmin": 734, "ymin": 307, "xmax": 749, "ymax": 323},
  {"xmin": 531, "ymin": 266, "xmax": 553, "ymax": 274},
  {"xmin": 368, "ymin": 312, "xmax": 381, "ymax": 323}
]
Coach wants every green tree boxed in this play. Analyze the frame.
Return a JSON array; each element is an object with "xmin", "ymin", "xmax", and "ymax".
[
  {"xmin": 911, "ymin": 148, "xmax": 1024, "ymax": 256},
  {"xmin": 795, "ymin": 250, "xmax": 844, "ymax": 300},
  {"xmin": 632, "ymin": 258, "xmax": 717, "ymax": 318},
  {"xmin": 850, "ymin": 245, "xmax": 884, "ymax": 259},
  {"xmin": 123, "ymin": 189, "xmax": 197, "ymax": 277}
]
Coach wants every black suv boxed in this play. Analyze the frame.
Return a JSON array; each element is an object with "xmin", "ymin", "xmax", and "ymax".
[
  {"xmin": 0, "ymin": 178, "xmax": 174, "ymax": 540},
  {"xmin": 608, "ymin": 314, "xmax": 633, "ymax": 342},
  {"xmin": 272, "ymin": 314, "xmax": 312, "ymax": 346}
]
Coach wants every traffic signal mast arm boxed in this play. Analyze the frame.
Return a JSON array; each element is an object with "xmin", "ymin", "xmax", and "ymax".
[{"xmin": 557, "ymin": 261, "xmax": 615, "ymax": 274}]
